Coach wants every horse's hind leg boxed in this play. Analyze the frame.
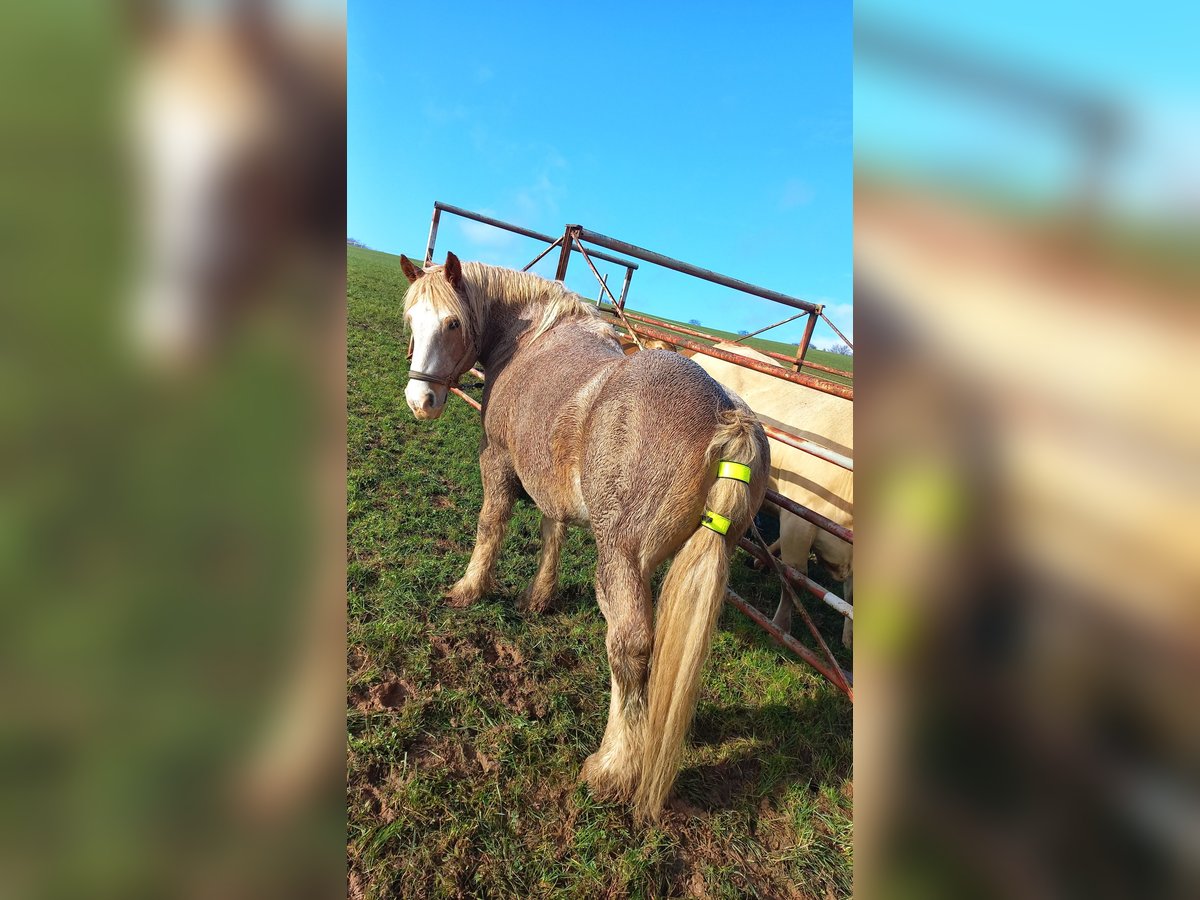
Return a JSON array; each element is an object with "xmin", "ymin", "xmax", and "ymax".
[
  {"xmin": 581, "ymin": 551, "xmax": 653, "ymax": 801},
  {"xmin": 518, "ymin": 515, "xmax": 565, "ymax": 613},
  {"xmin": 447, "ymin": 447, "xmax": 518, "ymax": 608}
]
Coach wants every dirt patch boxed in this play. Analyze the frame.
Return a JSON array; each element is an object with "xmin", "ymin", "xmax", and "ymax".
[
  {"xmin": 347, "ymin": 646, "xmax": 369, "ymax": 677},
  {"xmin": 406, "ymin": 734, "xmax": 499, "ymax": 777},
  {"xmin": 483, "ymin": 638, "xmax": 525, "ymax": 667},
  {"xmin": 350, "ymin": 674, "xmax": 419, "ymax": 712}
]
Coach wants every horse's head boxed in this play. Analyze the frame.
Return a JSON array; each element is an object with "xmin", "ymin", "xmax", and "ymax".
[{"xmin": 401, "ymin": 252, "xmax": 477, "ymax": 420}]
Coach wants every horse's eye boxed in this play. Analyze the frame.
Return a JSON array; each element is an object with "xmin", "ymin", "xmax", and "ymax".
[{"xmin": 447, "ymin": 318, "xmax": 461, "ymax": 331}]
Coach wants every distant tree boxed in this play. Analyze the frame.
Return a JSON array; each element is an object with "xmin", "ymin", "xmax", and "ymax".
[
  {"xmin": 688, "ymin": 318, "xmax": 702, "ymax": 326},
  {"xmin": 830, "ymin": 343, "xmax": 852, "ymax": 356},
  {"xmin": 737, "ymin": 329, "xmax": 750, "ymax": 336},
  {"xmin": 347, "ymin": 237, "xmax": 367, "ymax": 248}
]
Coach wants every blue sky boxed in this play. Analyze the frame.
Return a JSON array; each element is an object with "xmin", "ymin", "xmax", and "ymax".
[{"xmin": 348, "ymin": 1, "xmax": 852, "ymax": 348}]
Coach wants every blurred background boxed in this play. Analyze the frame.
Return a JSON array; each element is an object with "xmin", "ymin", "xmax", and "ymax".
[
  {"xmin": 1, "ymin": 1, "xmax": 345, "ymax": 897},
  {"xmin": 853, "ymin": 2, "xmax": 1199, "ymax": 898}
]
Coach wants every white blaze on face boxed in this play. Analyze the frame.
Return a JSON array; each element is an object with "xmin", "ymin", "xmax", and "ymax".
[{"xmin": 405, "ymin": 298, "xmax": 454, "ymax": 420}]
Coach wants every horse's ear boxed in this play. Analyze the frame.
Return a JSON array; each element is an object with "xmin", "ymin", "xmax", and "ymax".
[
  {"xmin": 444, "ymin": 251, "xmax": 463, "ymax": 288},
  {"xmin": 400, "ymin": 255, "xmax": 423, "ymax": 283}
]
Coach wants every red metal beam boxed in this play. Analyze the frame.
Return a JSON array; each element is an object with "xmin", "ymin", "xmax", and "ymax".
[
  {"xmin": 761, "ymin": 423, "xmax": 854, "ymax": 472},
  {"xmin": 612, "ymin": 310, "xmax": 853, "ymax": 380},
  {"xmin": 725, "ymin": 589, "xmax": 853, "ymax": 699},
  {"xmin": 627, "ymin": 321, "xmax": 855, "ymax": 400},
  {"xmin": 737, "ymin": 536, "xmax": 853, "ymax": 617},
  {"xmin": 764, "ymin": 489, "xmax": 854, "ymax": 544}
]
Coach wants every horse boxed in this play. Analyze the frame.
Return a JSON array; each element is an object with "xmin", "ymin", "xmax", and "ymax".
[
  {"xmin": 691, "ymin": 343, "xmax": 853, "ymax": 641},
  {"xmin": 400, "ymin": 252, "xmax": 770, "ymax": 821}
]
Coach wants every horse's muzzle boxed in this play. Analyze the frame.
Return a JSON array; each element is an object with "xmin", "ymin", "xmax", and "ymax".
[{"xmin": 406, "ymin": 380, "xmax": 446, "ymax": 420}]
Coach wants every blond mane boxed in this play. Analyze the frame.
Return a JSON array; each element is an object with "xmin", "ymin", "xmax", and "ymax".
[{"xmin": 404, "ymin": 261, "xmax": 614, "ymax": 349}]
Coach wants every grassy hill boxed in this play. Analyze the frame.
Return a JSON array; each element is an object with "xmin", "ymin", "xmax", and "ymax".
[{"xmin": 346, "ymin": 243, "xmax": 852, "ymax": 898}]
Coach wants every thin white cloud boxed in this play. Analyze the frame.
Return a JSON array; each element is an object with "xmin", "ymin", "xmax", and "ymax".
[
  {"xmin": 458, "ymin": 213, "xmax": 518, "ymax": 248},
  {"xmin": 779, "ymin": 178, "xmax": 815, "ymax": 209}
]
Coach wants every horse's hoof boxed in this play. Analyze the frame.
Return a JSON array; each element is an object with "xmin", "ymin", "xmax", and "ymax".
[
  {"xmin": 517, "ymin": 586, "xmax": 553, "ymax": 614},
  {"xmin": 579, "ymin": 753, "xmax": 636, "ymax": 802},
  {"xmin": 444, "ymin": 581, "xmax": 479, "ymax": 608}
]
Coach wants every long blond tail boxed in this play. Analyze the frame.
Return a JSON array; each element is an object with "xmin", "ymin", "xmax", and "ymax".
[{"xmin": 633, "ymin": 408, "xmax": 765, "ymax": 820}]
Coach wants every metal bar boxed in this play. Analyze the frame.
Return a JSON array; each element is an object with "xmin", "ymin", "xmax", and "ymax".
[
  {"xmin": 449, "ymin": 386, "xmax": 480, "ymax": 411},
  {"xmin": 795, "ymin": 357, "xmax": 853, "ymax": 379},
  {"xmin": 595, "ymin": 273, "xmax": 608, "ymax": 307},
  {"xmin": 575, "ymin": 226, "xmax": 822, "ymax": 314},
  {"xmin": 737, "ymin": 536, "xmax": 853, "ymax": 618},
  {"xmin": 522, "ymin": 236, "xmax": 562, "ymax": 272},
  {"xmin": 423, "ymin": 206, "xmax": 442, "ymax": 266},
  {"xmin": 433, "ymin": 202, "xmax": 638, "ymax": 270},
  {"xmin": 726, "ymin": 589, "xmax": 853, "ymax": 699},
  {"xmin": 554, "ymin": 225, "xmax": 577, "ymax": 281},
  {"xmin": 765, "ymin": 488, "xmax": 854, "ymax": 543},
  {"xmin": 820, "ymin": 310, "xmax": 854, "ymax": 350},
  {"xmin": 762, "ymin": 423, "xmax": 854, "ymax": 472},
  {"xmin": 613, "ymin": 310, "xmax": 852, "ymax": 380},
  {"xmin": 627, "ymin": 321, "xmax": 854, "ymax": 400},
  {"xmin": 730, "ymin": 310, "xmax": 808, "ymax": 345},
  {"xmin": 617, "ymin": 266, "xmax": 633, "ymax": 310},
  {"xmin": 574, "ymin": 237, "xmax": 642, "ymax": 350},
  {"xmin": 795, "ymin": 311, "xmax": 818, "ymax": 372},
  {"xmin": 746, "ymin": 518, "xmax": 852, "ymax": 696}
]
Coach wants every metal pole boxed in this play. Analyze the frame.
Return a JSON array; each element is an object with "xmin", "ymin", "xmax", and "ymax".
[
  {"xmin": 795, "ymin": 310, "xmax": 818, "ymax": 372},
  {"xmin": 725, "ymin": 589, "xmax": 852, "ymax": 698},
  {"xmin": 554, "ymin": 225, "xmax": 578, "ymax": 282},
  {"xmin": 609, "ymin": 310, "xmax": 852, "ymax": 380},
  {"xmin": 595, "ymin": 273, "xmax": 608, "ymax": 306},
  {"xmin": 626, "ymin": 321, "xmax": 854, "ymax": 400},
  {"xmin": 574, "ymin": 237, "xmax": 642, "ymax": 350},
  {"xmin": 522, "ymin": 236, "xmax": 562, "ymax": 272},
  {"xmin": 424, "ymin": 206, "xmax": 442, "ymax": 266},
  {"xmin": 617, "ymin": 266, "xmax": 633, "ymax": 310},
  {"xmin": 820, "ymin": 310, "xmax": 854, "ymax": 350},
  {"xmin": 761, "ymin": 421, "xmax": 854, "ymax": 472},
  {"xmin": 432, "ymin": 202, "xmax": 638, "ymax": 270},
  {"xmin": 575, "ymin": 226, "xmax": 820, "ymax": 313},
  {"xmin": 736, "ymin": 537, "xmax": 853, "ymax": 617},
  {"xmin": 730, "ymin": 310, "xmax": 808, "ymax": 345}
]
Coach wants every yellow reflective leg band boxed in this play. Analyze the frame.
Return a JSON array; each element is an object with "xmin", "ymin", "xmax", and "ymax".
[
  {"xmin": 700, "ymin": 510, "xmax": 731, "ymax": 535},
  {"xmin": 716, "ymin": 460, "xmax": 752, "ymax": 483}
]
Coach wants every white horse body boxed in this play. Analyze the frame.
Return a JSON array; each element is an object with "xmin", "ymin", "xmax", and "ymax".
[{"xmin": 692, "ymin": 342, "xmax": 853, "ymax": 632}]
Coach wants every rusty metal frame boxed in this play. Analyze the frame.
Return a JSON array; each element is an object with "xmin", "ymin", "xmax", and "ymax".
[
  {"xmin": 422, "ymin": 201, "xmax": 854, "ymax": 699},
  {"xmin": 611, "ymin": 310, "xmax": 852, "ymax": 380}
]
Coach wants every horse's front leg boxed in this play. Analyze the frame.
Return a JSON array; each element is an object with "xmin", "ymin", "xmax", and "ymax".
[
  {"xmin": 518, "ymin": 515, "xmax": 565, "ymax": 613},
  {"xmin": 446, "ymin": 447, "xmax": 518, "ymax": 608}
]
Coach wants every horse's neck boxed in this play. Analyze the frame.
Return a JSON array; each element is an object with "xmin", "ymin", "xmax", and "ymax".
[{"xmin": 473, "ymin": 288, "xmax": 547, "ymax": 370}]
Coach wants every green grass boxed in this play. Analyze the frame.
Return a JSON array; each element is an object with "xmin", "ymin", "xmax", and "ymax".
[{"xmin": 346, "ymin": 244, "xmax": 852, "ymax": 899}]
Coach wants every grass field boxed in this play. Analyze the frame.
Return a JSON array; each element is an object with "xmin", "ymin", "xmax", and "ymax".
[{"xmin": 346, "ymin": 244, "xmax": 853, "ymax": 899}]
